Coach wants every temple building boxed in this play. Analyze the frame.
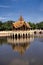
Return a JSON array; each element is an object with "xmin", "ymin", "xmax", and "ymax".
[{"xmin": 12, "ymin": 16, "xmax": 31, "ymax": 30}]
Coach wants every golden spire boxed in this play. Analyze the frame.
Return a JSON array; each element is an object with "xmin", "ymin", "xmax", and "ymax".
[{"xmin": 19, "ymin": 16, "xmax": 24, "ymax": 21}]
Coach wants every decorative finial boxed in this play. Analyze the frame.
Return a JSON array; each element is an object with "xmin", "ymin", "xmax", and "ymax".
[{"xmin": 19, "ymin": 16, "xmax": 24, "ymax": 21}]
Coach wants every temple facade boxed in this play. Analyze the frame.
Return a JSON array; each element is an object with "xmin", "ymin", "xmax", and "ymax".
[{"xmin": 12, "ymin": 16, "xmax": 31, "ymax": 30}]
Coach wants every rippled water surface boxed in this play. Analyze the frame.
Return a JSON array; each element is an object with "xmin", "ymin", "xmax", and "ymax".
[{"xmin": 0, "ymin": 36, "xmax": 43, "ymax": 65}]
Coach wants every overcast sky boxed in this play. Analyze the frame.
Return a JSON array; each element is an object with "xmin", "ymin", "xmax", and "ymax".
[{"xmin": 0, "ymin": 0, "xmax": 43, "ymax": 23}]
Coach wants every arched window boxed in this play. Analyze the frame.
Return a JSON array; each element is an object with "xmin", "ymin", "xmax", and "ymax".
[{"xmin": 15, "ymin": 34, "xmax": 17, "ymax": 38}]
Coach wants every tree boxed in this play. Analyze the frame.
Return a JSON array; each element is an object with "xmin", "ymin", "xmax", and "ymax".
[
  {"xmin": 36, "ymin": 22, "xmax": 43, "ymax": 29},
  {"xmin": 28, "ymin": 22, "xmax": 36, "ymax": 29},
  {"xmin": 0, "ymin": 21, "xmax": 3, "ymax": 31}
]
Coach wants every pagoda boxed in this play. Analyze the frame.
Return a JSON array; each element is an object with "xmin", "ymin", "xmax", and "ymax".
[{"xmin": 12, "ymin": 16, "xmax": 31, "ymax": 30}]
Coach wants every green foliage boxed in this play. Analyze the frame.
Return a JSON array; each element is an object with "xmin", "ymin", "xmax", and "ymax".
[
  {"xmin": 28, "ymin": 22, "xmax": 36, "ymax": 29},
  {"xmin": 28, "ymin": 21, "xmax": 43, "ymax": 29},
  {"xmin": 0, "ymin": 20, "xmax": 14, "ymax": 31},
  {"xmin": 36, "ymin": 22, "xmax": 43, "ymax": 29},
  {"xmin": 0, "ymin": 20, "xmax": 43, "ymax": 30},
  {"xmin": 0, "ymin": 21, "xmax": 3, "ymax": 31}
]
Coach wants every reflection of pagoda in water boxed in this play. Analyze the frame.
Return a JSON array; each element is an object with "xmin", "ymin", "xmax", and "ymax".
[
  {"xmin": 12, "ymin": 43, "xmax": 30, "ymax": 55},
  {"xmin": 7, "ymin": 37, "xmax": 34, "ymax": 55},
  {"xmin": 7, "ymin": 37, "xmax": 34, "ymax": 44}
]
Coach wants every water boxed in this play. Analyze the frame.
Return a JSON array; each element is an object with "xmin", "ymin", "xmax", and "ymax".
[{"xmin": 0, "ymin": 36, "xmax": 43, "ymax": 65}]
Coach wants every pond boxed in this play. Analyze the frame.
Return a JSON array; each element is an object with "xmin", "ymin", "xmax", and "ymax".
[{"xmin": 0, "ymin": 36, "xmax": 43, "ymax": 65}]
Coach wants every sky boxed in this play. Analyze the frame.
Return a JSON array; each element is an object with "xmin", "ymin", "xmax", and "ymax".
[{"xmin": 0, "ymin": 0, "xmax": 43, "ymax": 23}]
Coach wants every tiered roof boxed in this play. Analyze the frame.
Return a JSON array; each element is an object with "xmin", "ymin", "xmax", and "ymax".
[{"xmin": 13, "ymin": 16, "xmax": 31, "ymax": 28}]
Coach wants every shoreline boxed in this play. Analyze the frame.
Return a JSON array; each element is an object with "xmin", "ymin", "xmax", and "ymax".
[{"xmin": 0, "ymin": 30, "xmax": 43, "ymax": 37}]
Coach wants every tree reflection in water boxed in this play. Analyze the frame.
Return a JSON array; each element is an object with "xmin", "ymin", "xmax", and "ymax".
[{"xmin": 0, "ymin": 37, "xmax": 7, "ymax": 45}]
